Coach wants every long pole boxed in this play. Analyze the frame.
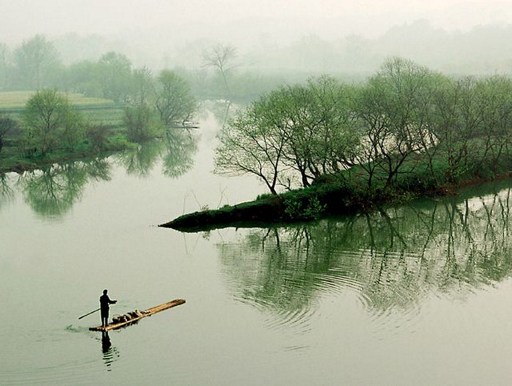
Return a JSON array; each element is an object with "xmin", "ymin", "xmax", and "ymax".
[{"xmin": 78, "ymin": 307, "xmax": 100, "ymax": 320}]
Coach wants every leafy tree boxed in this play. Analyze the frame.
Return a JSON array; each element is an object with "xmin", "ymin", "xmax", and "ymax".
[
  {"xmin": 472, "ymin": 76, "xmax": 512, "ymax": 171},
  {"xmin": 215, "ymin": 77, "xmax": 359, "ymax": 193},
  {"xmin": 61, "ymin": 109, "xmax": 85, "ymax": 151},
  {"xmin": 274, "ymin": 77, "xmax": 359, "ymax": 187},
  {"xmin": 86, "ymin": 124, "xmax": 110, "ymax": 152},
  {"xmin": 215, "ymin": 105, "xmax": 286, "ymax": 195},
  {"xmin": 429, "ymin": 77, "xmax": 483, "ymax": 182},
  {"xmin": 353, "ymin": 57, "xmax": 443, "ymax": 188},
  {"xmin": 23, "ymin": 89, "xmax": 82, "ymax": 155},
  {"xmin": 123, "ymin": 67, "xmax": 158, "ymax": 142},
  {"xmin": 130, "ymin": 67, "xmax": 154, "ymax": 106},
  {"xmin": 155, "ymin": 70, "xmax": 196, "ymax": 127},
  {"xmin": 124, "ymin": 104, "xmax": 155, "ymax": 142},
  {"xmin": 13, "ymin": 35, "xmax": 62, "ymax": 90},
  {"xmin": 65, "ymin": 60, "xmax": 103, "ymax": 96},
  {"xmin": 98, "ymin": 52, "xmax": 133, "ymax": 103}
]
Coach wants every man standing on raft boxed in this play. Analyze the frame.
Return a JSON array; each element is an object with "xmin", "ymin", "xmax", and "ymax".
[{"xmin": 100, "ymin": 289, "xmax": 117, "ymax": 327}]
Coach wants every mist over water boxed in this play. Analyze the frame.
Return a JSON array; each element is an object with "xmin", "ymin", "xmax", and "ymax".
[
  {"xmin": 3, "ymin": 1, "xmax": 512, "ymax": 384},
  {"xmin": 3, "ymin": 112, "xmax": 512, "ymax": 384}
]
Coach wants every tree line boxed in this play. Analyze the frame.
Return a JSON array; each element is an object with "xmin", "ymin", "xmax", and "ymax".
[
  {"xmin": 0, "ymin": 35, "xmax": 278, "ymax": 103},
  {"xmin": 215, "ymin": 58, "xmax": 512, "ymax": 195},
  {"xmin": 0, "ymin": 75, "xmax": 196, "ymax": 163},
  {"xmin": 0, "ymin": 35, "xmax": 193, "ymax": 104}
]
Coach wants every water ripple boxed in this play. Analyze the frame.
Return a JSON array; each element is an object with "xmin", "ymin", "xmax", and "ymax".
[
  {"xmin": 235, "ymin": 294, "xmax": 315, "ymax": 334},
  {"xmin": 0, "ymin": 325, "xmax": 124, "ymax": 385}
]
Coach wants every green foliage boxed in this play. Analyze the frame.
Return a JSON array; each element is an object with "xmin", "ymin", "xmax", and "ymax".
[
  {"xmin": 0, "ymin": 115, "xmax": 19, "ymax": 153},
  {"xmin": 23, "ymin": 89, "xmax": 83, "ymax": 155},
  {"xmin": 215, "ymin": 56, "xmax": 512, "ymax": 210},
  {"xmin": 61, "ymin": 109, "xmax": 85, "ymax": 151},
  {"xmin": 155, "ymin": 70, "xmax": 197, "ymax": 127},
  {"xmin": 13, "ymin": 35, "xmax": 62, "ymax": 90},
  {"xmin": 123, "ymin": 104, "xmax": 158, "ymax": 142},
  {"xmin": 256, "ymin": 192, "xmax": 274, "ymax": 201},
  {"xmin": 215, "ymin": 76, "xmax": 361, "ymax": 193},
  {"xmin": 98, "ymin": 52, "xmax": 133, "ymax": 103},
  {"xmin": 86, "ymin": 124, "xmax": 110, "ymax": 152},
  {"xmin": 284, "ymin": 193, "xmax": 326, "ymax": 220}
]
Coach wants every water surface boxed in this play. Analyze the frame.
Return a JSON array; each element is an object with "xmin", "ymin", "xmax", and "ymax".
[{"xmin": 2, "ymin": 111, "xmax": 512, "ymax": 385}]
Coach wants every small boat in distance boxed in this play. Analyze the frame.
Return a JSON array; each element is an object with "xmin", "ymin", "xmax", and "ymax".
[{"xmin": 89, "ymin": 298, "xmax": 186, "ymax": 331}]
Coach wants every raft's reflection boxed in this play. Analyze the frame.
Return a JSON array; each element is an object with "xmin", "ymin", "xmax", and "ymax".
[{"xmin": 100, "ymin": 331, "xmax": 119, "ymax": 371}]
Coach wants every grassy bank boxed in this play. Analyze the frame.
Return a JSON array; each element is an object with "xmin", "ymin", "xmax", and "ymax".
[
  {"xmin": 161, "ymin": 140, "xmax": 512, "ymax": 232},
  {"xmin": 0, "ymin": 91, "xmax": 128, "ymax": 174}
]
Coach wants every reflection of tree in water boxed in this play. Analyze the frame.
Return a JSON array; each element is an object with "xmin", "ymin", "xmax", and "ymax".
[
  {"xmin": 13, "ymin": 129, "xmax": 197, "ymax": 217},
  {"xmin": 204, "ymin": 100, "xmax": 235, "ymax": 128},
  {"xmin": 115, "ymin": 140, "xmax": 162, "ymax": 177},
  {"xmin": 116, "ymin": 131, "xmax": 198, "ymax": 178},
  {"xmin": 20, "ymin": 159, "xmax": 111, "ymax": 217},
  {"xmin": 218, "ymin": 181, "xmax": 512, "ymax": 318},
  {"xmin": 161, "ymin": 128, "xmax": 197, "ymax": 178},
  {"xmin": 218, "ymin": 227, "xmax": 320, "ymax": 331},
  {"xmin": 84, "ymin": 158, "xmax": 112, "ymax": 182},
  {"xmin": 0, "ymin": 173, "xmax": 14, "ymax": 211}
]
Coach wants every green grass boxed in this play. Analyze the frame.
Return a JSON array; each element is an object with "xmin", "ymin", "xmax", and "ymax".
[
  {"xmin": 0, "ymin": 90, "xmax": 124, "ymax": 126},
  {"xmin": 0, "ymin": 90, "xmax": 128, "ymax": 173},
  {"xmin": 0, "ymin": 91, "xmax": 114, "ymax": 109}
]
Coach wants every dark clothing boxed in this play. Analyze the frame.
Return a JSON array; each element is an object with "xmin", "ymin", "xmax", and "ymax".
[
  {"xmin": 100, "ymin": 293, "xmax": 116, "ymax": 327},
  {"xmin": 100, "ymin": 294, "xmax": 115, "ymax": 310},
  {"xmin": 101, "ymin": 308, "xmax": 110, "ymax": 321}
]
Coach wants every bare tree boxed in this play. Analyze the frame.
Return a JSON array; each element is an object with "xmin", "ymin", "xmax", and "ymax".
[
  {"xmin": 202, "ymin": 44, "xmax": 237, "ymax": 98},
  {"xmin": 215, "ymin": 108, "xmax": 286, "ymax": 195}
]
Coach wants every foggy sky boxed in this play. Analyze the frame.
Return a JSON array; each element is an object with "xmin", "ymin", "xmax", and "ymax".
[{"xmin": 2, "ymin": 0, "xmax": 512, "ymax": 45}]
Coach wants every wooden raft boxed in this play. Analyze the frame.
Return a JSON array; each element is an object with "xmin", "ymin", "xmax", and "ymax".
[{"xmin": 89, "ymin": 298, "xmax": 186, "ymax": 331}]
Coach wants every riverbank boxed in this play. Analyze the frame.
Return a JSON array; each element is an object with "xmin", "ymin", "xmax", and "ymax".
[
  {"xmin": 160, "ymin": 169, "xmax": 512, "ymax": 232},
  {"xmin": 158, "ymin": 182, "xmax": 427, "ymax": 232},
  {"xmin": 0, "ymin": 139, "xmax": 128, "ymax": 174}
]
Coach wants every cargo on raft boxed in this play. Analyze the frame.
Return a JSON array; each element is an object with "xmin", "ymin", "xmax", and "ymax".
[{"xmin": 89, "ymin": 298, "xmax": 186, "ymax": 331}]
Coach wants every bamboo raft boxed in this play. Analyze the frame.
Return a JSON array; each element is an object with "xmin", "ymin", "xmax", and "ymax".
[{"xmin": 89, "ymin": 298, "xmax": 186, "ymax": 331}]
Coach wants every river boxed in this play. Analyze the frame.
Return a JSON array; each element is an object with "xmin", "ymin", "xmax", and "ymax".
[{"xmin": 2, "ymin": 108, "xmax": 512, "ymax": 385}]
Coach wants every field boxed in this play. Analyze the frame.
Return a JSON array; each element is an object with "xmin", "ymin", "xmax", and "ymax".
[
  {"xmin": 0, "ymin": 91, "xmax": 124, "ymax": 126},
  {"xmin": 0, "ymin": 91, "xmax": 115, "ymax": 108}
]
